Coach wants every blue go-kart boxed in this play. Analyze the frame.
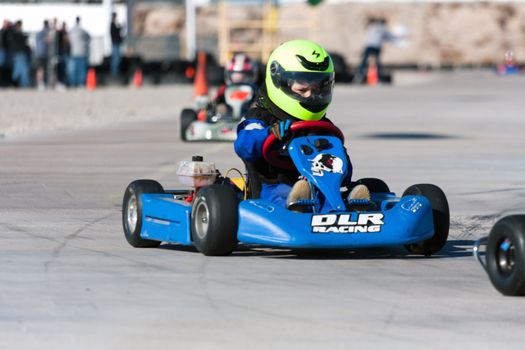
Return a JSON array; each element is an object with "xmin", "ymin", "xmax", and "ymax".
[{"xmin": 122, "ymin": 121, "xmax": 450, "ymax": 256}]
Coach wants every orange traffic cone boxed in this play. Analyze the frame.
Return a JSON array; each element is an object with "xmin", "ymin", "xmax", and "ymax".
[
  {"xmin": 194, "ymin": 52, "xmax": 209, "ymax": 109},
  {"xmin": 132, "ymin": 67, "xmax": 143, "ymax": 88},
  {"xmin": 86, "ymin": 68, "xmax": 96, "ymax": 90},
  {"xmin": 367, "ymin": 63, "xmax": 379, "ymax": 86}
]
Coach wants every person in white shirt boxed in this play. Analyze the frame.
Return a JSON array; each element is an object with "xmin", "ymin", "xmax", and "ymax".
[
  {"xmin": 357, "ymin": 17, "xmax": 394, "ymax": 83},
  {"xmin": 67, "ymin": 16, "xmax": 90, "ymax": 87}
]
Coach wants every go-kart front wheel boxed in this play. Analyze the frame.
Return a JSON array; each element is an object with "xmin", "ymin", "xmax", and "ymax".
[
  {"xmin": 122, "ymin": 179, "xmax": 164, "ymax": 248},
  {"xmin": 191, "ymin": 184, "xmax": 238, "ymax": 256},
  {"xmin": 486, "ymin": 215, "xmax": 525, "ymax": 296},
  {"xmin": 403, "ymin": 184, "xmax": 450, "ymax": 256},
  {"xmin": 180, "ymin": 108, "xmax": 197, "ymax": 141}
]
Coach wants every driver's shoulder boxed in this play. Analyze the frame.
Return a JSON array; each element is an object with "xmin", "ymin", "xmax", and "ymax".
[{"xmin": 245, "ymin": 105, "xmax": 276, "ymax": 126}]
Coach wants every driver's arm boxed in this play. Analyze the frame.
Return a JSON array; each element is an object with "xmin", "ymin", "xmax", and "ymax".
[{"xmin": 234, "ymin": 119, "xmax": 271, "ymax": 162}]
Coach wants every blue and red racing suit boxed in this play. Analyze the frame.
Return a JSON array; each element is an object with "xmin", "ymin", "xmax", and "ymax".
[{"xmin": 234, "ymin": 87, "xmax": 353, "ymax": 207}]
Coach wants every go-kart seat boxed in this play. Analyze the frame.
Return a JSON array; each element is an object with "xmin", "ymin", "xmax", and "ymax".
[{"xmin": 242, "ymin": 160, "xmax": 262, "ymax": 199}]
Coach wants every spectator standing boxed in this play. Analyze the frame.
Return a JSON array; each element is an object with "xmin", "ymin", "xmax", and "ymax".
[
  {"xmin": 57, "ymin": 22, "xmax": 70, "ymax": 86},
  {"xmin": 357, "ymin": 17, "xmax": 395, "ymax": 83},
  {"xmin": 8, "ymin": 20, "xmax": 30, "ymax": 87},
  {"xmin": 68, "ymin": 16, "xmax": 90, "ymax": 87},
  {"xmin": 46, "ymin": 18, "xmax": 59, "ymax": 89},
  {"xmin": 0, "ymin": 20, "xmax": 12, "ymax": 86},
  {"xmin": 110, "ymin": 12, "xmax": 124, "ymax": 77},
  {"xmin": 35, "ymin": 20, "xmax": 50, "ymax": 90}
]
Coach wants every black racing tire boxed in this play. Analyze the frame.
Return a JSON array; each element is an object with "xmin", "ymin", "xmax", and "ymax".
[
  {"xmin": 122, "ymin": 179, "xmax": 164, "ymax": 248},
  {"xmin": 191, "ymin": 184, "xmax": 238, "ymax": 256},
  {"xmin": 403, "ymin": 184, "xmax": 450, "ymax": 256},
  {"xmin": 380, "ymin": 72, "xmax": 393, "ymax": 84},
  {"xmin": 329, "ymin": 52, "xmax": 353, "ymax": 83},
  {"xmin": 354, "ymin": 178, "xmax": 390, "ymax": 193},
  {"xmin": 180, "ymin": 108, "xmax": 197, "ymax": 141},
  {"xmin": 486, "ymin": 215, "xmax": 525, "ymax": 296}
]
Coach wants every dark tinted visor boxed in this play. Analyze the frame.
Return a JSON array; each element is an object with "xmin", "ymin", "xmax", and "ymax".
[{"xmin": 279, "ymin": 71, "xmax": 334, "ymax": 106}]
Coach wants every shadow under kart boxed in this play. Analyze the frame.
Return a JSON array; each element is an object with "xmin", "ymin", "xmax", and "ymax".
[
  {"xmin": 123, "ymin": 121, "xmax": 450, "ymax": 257},
  {"xmin": 473, "ymin": 215, "xmax": 525, "ymax": 296}
]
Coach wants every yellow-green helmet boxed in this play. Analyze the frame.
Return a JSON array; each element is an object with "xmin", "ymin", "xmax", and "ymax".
[{"xmin": 265, "ymin": 39, "xmax": 335, "ymax": 121}]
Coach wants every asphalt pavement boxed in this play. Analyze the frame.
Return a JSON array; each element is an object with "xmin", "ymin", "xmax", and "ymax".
[{"xmin": 1, "ymin": 71, "xmax": 525, "ymax": 350}]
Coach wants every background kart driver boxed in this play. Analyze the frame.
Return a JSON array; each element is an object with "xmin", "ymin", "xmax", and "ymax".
[
  {"xmin": 211, "ymin": 53, "xmax": 259, "ymax": 116},
  {"xmin": 234, "ymin": 39, "xmax": 369, "ymax": 210}
]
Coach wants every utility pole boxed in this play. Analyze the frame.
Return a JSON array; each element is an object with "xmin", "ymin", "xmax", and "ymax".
[{"xmin": 186, "ymin": 0, "xmax": 196, "ymax": 61}]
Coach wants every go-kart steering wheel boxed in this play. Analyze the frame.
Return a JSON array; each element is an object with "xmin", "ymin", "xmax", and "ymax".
[{"xmin": 262, "ymin": 120, "xmax": 345, "ymax": 170}]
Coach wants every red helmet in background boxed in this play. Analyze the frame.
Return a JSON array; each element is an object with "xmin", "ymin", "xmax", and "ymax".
[
  {"xmin": 225, "ymin": 53, "xmax": 258, "ymax": 85},
  {"xmin": 504, "ymin": 50, "xmax": 516, "ymax": 67}
]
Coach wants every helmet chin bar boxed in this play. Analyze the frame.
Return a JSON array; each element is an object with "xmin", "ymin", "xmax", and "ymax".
[{"xmin": 300, "ymin": 102, "xmax": 329, "ymax": 113}]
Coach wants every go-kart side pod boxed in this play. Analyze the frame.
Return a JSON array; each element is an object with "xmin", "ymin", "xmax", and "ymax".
[
  {"xmin": 402, "ymin": 184, "xmax": 450, "ymax": 256},
  {"xmin": 473, "ymin": 215, "xmax": 525, "ymax": 296},
  {"xmin": 236, "ymin": 195, "xmax": 435, "ymax": 250}
]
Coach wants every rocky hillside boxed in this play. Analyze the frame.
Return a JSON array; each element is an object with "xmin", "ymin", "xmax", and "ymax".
[{"xmin": 193, "ymin": 1, "xmax": 525, "ymax": 67}]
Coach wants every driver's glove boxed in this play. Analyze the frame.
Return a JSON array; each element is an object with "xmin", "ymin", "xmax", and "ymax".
[{"xmin": 269, "ymin": 119, "xmax": 292, "ymax": 141}]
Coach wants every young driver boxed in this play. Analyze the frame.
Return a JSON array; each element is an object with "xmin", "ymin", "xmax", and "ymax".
[
  {"xmin": 212, "ymin": 53, "xmax": 258, "ymax": 115},
  {"xmin": 234, "ymin": 39, "xmax": 369, "ymax": 209}
]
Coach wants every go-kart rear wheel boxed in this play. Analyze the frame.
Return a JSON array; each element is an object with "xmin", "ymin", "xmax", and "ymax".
[
  {"xmin": 191, "ymin": 184, "xmax": 238, "ymax": 256},
  {"xmin": 403, "ymin": 184, "xmax": 449, "ymax": 256},
  {"xmin": 180, "ymin": 108, "xmax": 197, "ymax": 141},
  {"xmin": 122, "ymin": 179, "xmax": 164, "ymax": 248},
  {"xmin": 354, "ymin": 178, "xmax": 390, "ymax": 193},
  {"xmin": 486, "ymin": 215, "xmax": 525, "ymax": 296}
]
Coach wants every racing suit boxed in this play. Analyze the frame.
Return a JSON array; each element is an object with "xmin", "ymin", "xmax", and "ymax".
[{"xmin": 234, "ymin": 86, "xmax": 353, "ymax": 207}]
